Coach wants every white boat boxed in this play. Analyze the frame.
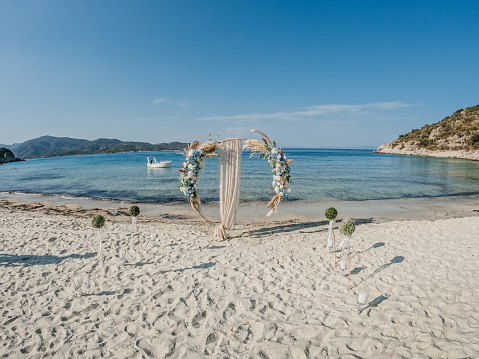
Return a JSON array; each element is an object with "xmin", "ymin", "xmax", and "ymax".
[{"xmin": 147, "ymin": 157, "xmax": 172, "ymax": 168}]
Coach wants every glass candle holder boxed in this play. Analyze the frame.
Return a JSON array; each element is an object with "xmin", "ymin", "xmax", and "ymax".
[
  {"xmin": 339, "ymin": 259, "xmax": 348, "ymax": 276},
  {"xmin": 327, "ymin": 238, "xmax": 334, "ymax": 252},
  {"xmin": 73, "ymin": 275, "xmax": 83, "ymax": 296},
  {"xmin": 357, "ymin": 289, "xmax": 369, "ymax": 312},
  {"xmin": 119, "ymin": 249, "xmax": 126, "ymax": 264},
  {"xmin": 150, "ymin": 234, "xmax": 157, "ymax": 246}
]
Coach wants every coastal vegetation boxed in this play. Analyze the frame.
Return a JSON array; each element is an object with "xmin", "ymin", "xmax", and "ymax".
[
  {"xmin": 390, "ymin": 105, "xmax": 479, "ymax": 151},
  {"xmin": 377, "ymin": 105, "xmax": 479, "ymax": 160}
]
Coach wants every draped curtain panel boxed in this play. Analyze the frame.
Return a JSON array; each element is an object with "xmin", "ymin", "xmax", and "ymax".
[{"xmin": 214, "ymin": 138, "xmax": 243, "ymax": 241}]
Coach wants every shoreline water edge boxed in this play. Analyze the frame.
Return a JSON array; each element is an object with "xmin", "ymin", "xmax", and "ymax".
[{"xmin": 2, "ymin": 191, "xmax": 479, "ymax": 224}]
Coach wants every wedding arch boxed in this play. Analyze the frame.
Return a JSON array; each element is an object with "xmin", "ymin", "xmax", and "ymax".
[{"xmin": 179, "ymin": 130, "xmax": 293, "ymax": 241}]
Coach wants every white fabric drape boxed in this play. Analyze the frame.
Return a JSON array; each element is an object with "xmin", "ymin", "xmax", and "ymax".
[{"xmin": 214, "ymin": 138, "xmax": 243, "ymax": 241}]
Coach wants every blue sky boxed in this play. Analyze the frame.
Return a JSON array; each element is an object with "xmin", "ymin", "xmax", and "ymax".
[{"xmin": 1, "ymin": 0, "xmax": 478, "ymax": 148}]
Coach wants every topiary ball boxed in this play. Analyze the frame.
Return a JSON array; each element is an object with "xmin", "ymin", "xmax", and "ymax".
[
  {"xmin": 339, "ymin": 218, "xmax": 355, "ymax": 236},
  {"xmin": 92, "ymin": 214, "xmax": 105, "ymax": 229},
  {"xmin": 325, "ymin": 207, "xmax": 338, "ymax": 220},
  {"xmin": 129, "ymin": 205, "xmax": 140, "ymax": 217}
]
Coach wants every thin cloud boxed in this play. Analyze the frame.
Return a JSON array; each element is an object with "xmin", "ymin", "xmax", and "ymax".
[
  {"xmin": 114, "ymin": 117, "xmax": 157, "ymax": 124},
  {"xmin": 151, "ymin": 97, "xmax": 196, "ymax": 109},
  {"xmin": 151, "ymin": 98, "xmax": 168, "ymax": 104},
  {"xmin": 196, "ymin": 102, "xmax": 418, "ymax": 122}
]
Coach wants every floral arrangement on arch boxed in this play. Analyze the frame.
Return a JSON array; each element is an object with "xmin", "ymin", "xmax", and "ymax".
[
  {"xmin": 244, "ymin": 130, "xmax": 293, "ymax": 216},
  {"xmin": 178, "ymin": 139, "xmax": 217, "ymax": 211},
  {"xmin": 179, "ymin": 130, "xmax": 292, "ymax": 217}
]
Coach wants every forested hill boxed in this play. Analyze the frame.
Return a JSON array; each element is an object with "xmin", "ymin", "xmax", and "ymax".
[{"xmin": 0, "ymin": 136, "xmax": 188, "ymax": 159}]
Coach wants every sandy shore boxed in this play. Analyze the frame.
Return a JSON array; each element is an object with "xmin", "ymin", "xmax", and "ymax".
[{"xmin": 1, "ymin": 197, "xmax": 479, "ymax": 358}]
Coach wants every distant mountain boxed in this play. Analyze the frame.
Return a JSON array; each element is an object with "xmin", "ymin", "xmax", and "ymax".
[
  {"xmin": 0, "ymin": 142, "xmax": 22, "ymax": 152},
  {"xmin": 3, "ymin": 135, "xmax": 188, "ymax": 159},
  {"xmin": 377, "ymin": 105, "xmax": 479, "ymax": 160}
]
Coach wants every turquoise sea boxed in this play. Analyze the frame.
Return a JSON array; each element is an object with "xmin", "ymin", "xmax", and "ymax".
[{"xmin": 1, "ymin": 149, "xmax": 479, "ymax": 203}]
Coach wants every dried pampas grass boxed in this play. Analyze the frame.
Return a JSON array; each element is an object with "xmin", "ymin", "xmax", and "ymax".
[
  {"xmin": 267, "ymin": 193, "xmax": 281, "ymax": 209},
  {"xmin": 190, "ymin": 195, "xmax": 201, "ymax": 211},
  {"xmin": 199, "ymin": 141, "xmax": 217, "ymax": 156},
  {"xmin": 189, "ymin": 141, "xmax": 201, "ymax": 150},
  {"xmin": 250, "ymin": 129, "xmax": 273, "ymax": 148},
  {"xmin": 180, "ymin": 140, "xmax": 217, "ymax": 158},
  {"xmin": 244, "ymin": 139, "xmax": 268, "ymax": 153}
]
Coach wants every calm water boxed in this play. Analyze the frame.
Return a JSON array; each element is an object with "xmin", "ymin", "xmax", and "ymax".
[{"xmin": 1, "ymin": 149, "xmax": 479, "ymax": 203}]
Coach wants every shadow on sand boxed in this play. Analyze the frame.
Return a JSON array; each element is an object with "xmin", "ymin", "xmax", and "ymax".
[
  {"xmin": 248, "ymin": 218, "xmax": 375, "ymax": 238},
  {"xmin": 154, "ymin": 261, "xmax": 216, "ymax": 275},
  {"xmin": 359, "ymin": 293, "xmax": 391, "ymax": 313},
  {"xmin": 0, "ymin": 252, "xmax": 95, "ymax": 267},
  {"xmin": 352, "ymin": 256, "xmax": 405, "ymax": 289}
]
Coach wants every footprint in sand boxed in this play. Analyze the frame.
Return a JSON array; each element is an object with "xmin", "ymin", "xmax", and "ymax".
[
  {"xmin": 205, "ymin": 332, "xmax": 220, "ymax": 355},
  {"xmin": 223, "ymin": 303, "xmax": 236, "ymax": 321},
  {"xmin": 192, "ymin": 311, "xmax": 207, "ymax": 328}
]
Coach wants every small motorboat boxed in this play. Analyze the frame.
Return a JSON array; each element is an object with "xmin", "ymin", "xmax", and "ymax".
[{"xmin": 147, "ymin": 157, "xmax": 172, "ymax": 168}]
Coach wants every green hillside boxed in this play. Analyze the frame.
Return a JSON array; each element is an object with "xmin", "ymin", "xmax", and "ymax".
[
  {"xmin": 2, "ymin": 136, "xmax": 189, "ymax": 159},
  {"xmin": 390, "ymin": 105, "xmax": 479, "ymax": 151}
]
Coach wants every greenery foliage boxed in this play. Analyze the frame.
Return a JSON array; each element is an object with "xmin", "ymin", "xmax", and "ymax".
[
  {"xmin": 129, "ymin": 205, "xmax": 140, "ymax": 217},
  {"xmin": 325, "ymin": 207, "xmax": 338, "ymax": 220},
  {"xmin": 392, "ymin": 105, "xmax": 479, "ymax": 151},
  {"xmin": 339, "ymin": 218, "xmax": 355, "ymax": 236},
  {"xmin": 470, "ymin": 133, "xmax": 479, "ymax": 146},
  {"xmin": 92, "ymin": 214, "xmax": 105, "ymax": 229}
]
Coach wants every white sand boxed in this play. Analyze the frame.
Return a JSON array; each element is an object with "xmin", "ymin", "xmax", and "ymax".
[{"xmin": 1, "ymin": 201, "xmax": 478, "ymax": 358}]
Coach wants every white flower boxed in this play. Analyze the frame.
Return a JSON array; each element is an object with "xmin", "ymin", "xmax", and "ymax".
[
  {"xmin": 188, "ymin": 171, "xmax": 195, "ymax": 179},
  {"xmin": 188, "ymin": 163, "xmax": 195, "ymax": 170},
  {"xmin": 273, "ymin": 175, "xmax": 281, "ymax": 182},
  {"xmin": 274, "ymin": 186, "xmax": 280, "ymax": 193},
  {"xmin": 271, "ymin": 148, "xmax": 278, "ymax": 154}
]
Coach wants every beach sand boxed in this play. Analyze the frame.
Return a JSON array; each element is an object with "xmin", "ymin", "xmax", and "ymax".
[{"xmin": 1, "ymin": 197, "xmax": 478, "ymax": 358}]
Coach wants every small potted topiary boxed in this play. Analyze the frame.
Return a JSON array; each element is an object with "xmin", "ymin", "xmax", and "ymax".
[
  {"xmin": 325, "ymin": 207, "xmax": 338, "ymax": 253},
  {"xmin": 92, "ymin": 214, "xmax": 106, "ymax": 277},
  {"xmin": 338, "ymin": 218, "xmax": 356, "ymax": 290},
  {"xmin": 129, "ymin": 205, "xmax": 140, "ymax": 217},
  {"xmin": 129, "ymin": 206, "xmax": 141, "ymax": 246},
  {"xmin": 325, "ymin": 207, "xmax": 338, "ymax": 221},
  {"xmin": 339, "ymin": 218, "xmax": 355, "ymax": 237}
]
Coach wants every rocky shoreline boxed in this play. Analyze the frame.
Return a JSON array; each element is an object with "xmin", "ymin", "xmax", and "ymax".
[
  {"xmin": 0, "ymin": 147, "xmax": 23, "ymax": 164},
  {"xmin": 376, "ymin": 143, "xmax": 479, "ymax": 161}
]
